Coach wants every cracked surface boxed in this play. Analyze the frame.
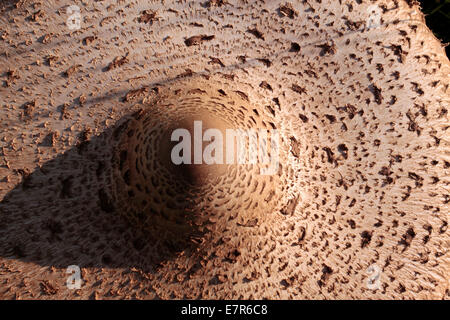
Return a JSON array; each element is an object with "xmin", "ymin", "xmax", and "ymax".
[{"xmin": 0, "ymin": 0, "xmax": 449, "ymax": 299}]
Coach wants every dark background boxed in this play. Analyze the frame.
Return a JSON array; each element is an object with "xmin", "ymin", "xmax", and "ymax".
[{"xmin": 419, "ymin": 0, "xmax": 449, "ymax": 57}]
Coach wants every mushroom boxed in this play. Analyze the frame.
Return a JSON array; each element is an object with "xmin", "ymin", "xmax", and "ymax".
[{"xmin": 0, "ymin": 0, "xmax": 448, "ymax": 299}]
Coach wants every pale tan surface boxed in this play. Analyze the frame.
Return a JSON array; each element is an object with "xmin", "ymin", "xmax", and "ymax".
[{"xmin": 0, "ymin": 0, "xmax": 448, "ymax": 299}]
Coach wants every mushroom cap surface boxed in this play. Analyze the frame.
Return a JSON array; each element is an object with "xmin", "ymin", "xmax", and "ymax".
[{"xmin": 0, "ymin": 0, "xmax": 448, "ymax": 299}]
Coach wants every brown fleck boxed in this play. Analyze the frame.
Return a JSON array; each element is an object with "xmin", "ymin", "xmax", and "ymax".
[
  {"xmin": 184, "ymin": 35, "xmax": 215, "ymax": 46},
  {"xmin": 247, "ymin": 28, "xmax": 264, "ymax": 40},
  {"xmin": 291, "ymin": 84, "xmax": 306, "ymax": 94},
  {"xmin": 138, "ymin": 10, "xmax": 158, "ymax": 24},
  {"xmin": 107, "ymin": 55, "xmax": 128, "ymax": 71},
  {"xmin": 40, "ymin": 281, "xmax": 57, "ymax": 295},
  {"xmin": 65, "ymin": 64, "xmax": 81, "ymax": 77},
  {"xmin": 279, "ymin": 3, "xmax": 298, "ymax": 19},
  {"xmin": 83, "ymin": 36, "xmax": 97, "ymax": 45},
  {"xmin": 281, "ymin": 196, "xmax": 299, "ymax": 215}
]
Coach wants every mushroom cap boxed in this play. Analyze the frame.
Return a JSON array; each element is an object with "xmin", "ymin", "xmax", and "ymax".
[{"xmin": 0, "ymin": 0, "xmax": 448, "ymax": 299}]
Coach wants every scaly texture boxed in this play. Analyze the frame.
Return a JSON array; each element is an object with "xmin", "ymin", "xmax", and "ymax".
[{"xmin": 0, "ymin": 0, "xmax": 448, "ymax": 299}]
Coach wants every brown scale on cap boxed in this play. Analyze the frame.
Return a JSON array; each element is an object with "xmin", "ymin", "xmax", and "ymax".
[{"xmin": 0, "ymin": 0, "xmax": 448, "ymax": 299}]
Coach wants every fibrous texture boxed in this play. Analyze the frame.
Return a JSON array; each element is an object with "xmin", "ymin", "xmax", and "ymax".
[{"xmin": 0, "ymin": 0, "xmax": 448, "ymax": 299}]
